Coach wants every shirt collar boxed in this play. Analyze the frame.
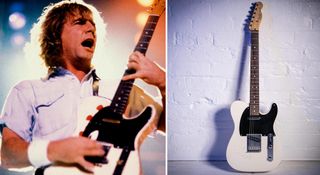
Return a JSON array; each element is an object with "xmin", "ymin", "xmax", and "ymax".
[{"xmin": 43, "ymin": 67, "xmax": 99, "ymax": 81}]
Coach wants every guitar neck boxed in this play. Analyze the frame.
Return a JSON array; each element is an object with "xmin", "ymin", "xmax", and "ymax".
[
  {"xmin": 109, "ymin": 14, "xmax": 160, "ymax": 114},
  {"xmin": 134, "ymin": 15, "xmax": 160, "ymax": 54},
  {"xmin": 250, "ymin": 31, "xmax": 259, "ymax": 116}
]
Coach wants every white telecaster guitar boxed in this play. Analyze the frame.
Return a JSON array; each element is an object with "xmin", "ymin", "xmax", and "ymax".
[
  {"xmin": 226, "ymin": 2, "xmax": 281, "ymax": 172},
  {"xmin": 39, "ymin": 1, "xmax": 165, "ymax": 175}
]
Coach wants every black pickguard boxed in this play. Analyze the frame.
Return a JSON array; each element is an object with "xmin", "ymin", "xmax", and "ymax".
[
  {"xmin": 82, "ymin": 106, "xmax": 152, "ymax": 149},
  {"xmin": 82, "ymin": 105, "xmax": 152, "ymax": 164},
  {"xmin": 239, "ymin": 103, "xmax": 278, "ymax": 136}
]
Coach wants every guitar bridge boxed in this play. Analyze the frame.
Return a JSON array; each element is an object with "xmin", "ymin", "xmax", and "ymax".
[
  {"xmin": 267, "ymin": 133, "xmax": 274, "ymax": 161},
  {"xmin": 247, "ymin": 134, "xmax": 261, "ymax": 152}
]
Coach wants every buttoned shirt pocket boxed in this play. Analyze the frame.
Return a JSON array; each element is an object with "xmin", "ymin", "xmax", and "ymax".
[{"xmin": 35, "ymin": 91, "xmax": 75, "ymax": 137}]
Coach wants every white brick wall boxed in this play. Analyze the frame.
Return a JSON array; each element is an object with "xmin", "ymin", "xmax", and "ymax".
[{"xmin": 168, "ymin": 0, "xmax": 320, "ymax": 160}]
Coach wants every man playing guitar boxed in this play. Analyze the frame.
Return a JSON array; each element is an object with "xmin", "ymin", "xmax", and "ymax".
[{"xmin": 0, "ymin": 1, "xmax": 165, "ymax": 174}]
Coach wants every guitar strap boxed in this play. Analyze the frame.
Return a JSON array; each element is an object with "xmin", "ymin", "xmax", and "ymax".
[
  {"xmin": 92, "ymin": 69, "xmax": 100, "ymax": 96},
  {"xmin": 34, "ymin": 165, "xmax": 49, "ymax": 175},
  {"xmin": 46, "ymin": 67, "xmax": 100, "ymax": 96}
]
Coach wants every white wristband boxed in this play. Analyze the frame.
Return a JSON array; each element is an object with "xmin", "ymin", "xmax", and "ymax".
[{"xmin": 27, "ymin": 140, "xmax": 52, "ymax": 167}]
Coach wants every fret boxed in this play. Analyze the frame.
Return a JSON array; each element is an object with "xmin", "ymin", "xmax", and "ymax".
[
  {"xmin": 250, "ymin": 102, "xmax": 260, "ymax": 104},
  {"xmin": 135, "ymin": 47, "xmax": 148, "ymax": 53},
  {"xmin": 250, "ymin": 96, "xmax": 260, "ymax": 99},
  {"xmin": 144, "ymin": 28, "xmax": 155, "ymax": 31},
  {"xmin": 250, "ymin": 102, "xmax": 259, "ymax": 105},
  {"xmin": 138, "ymin": 38, "xmax": 151, "ymax": 43},
  {"xmin": 250, "ymin": 99, "xmax": 260, "ymax": 102},
  {"xmin": 140, "ymin": 35, "xmax": 153, "ymax": 38},
  {"xmin": 137, "ymin": 42, "xmax": 150, "ymax": 46}
]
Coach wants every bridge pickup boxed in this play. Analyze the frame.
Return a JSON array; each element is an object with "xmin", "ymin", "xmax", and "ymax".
[
  {"xmin": 247, "ymin": 134, "xmax": 261, "ymax": 152},
  {"xmin": 267, "ymin": 133, "xmax": 274, "ymax": 161},
  {"xmin": 247, "ymin": 116, "xmax": 261, "ymax": 120}
]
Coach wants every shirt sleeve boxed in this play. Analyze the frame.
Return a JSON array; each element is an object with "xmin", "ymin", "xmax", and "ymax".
[{"xmin": 0, "ymin": 81, "xmax": 35, "ymax": 142}]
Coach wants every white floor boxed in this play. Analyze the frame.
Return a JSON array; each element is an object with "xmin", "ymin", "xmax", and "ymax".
[
  {"xmin": 168, "ymin": 160, "xmax": 320, "ymax": 175},
  {"xmin": 2, "ymin": 160, "xmax": 320, "ymax": 175}
]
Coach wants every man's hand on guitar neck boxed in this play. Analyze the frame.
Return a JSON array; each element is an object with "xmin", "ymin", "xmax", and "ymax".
[
  {"xmin": 122, "ymin": 51, "xmax": 166, "ymax": 133},
  {"xmin": 123, "ymin": 51, "xmax": 166, "ymax": 97}
]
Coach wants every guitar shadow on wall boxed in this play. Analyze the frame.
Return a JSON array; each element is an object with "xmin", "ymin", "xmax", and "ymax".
[{"xmin": 206, "ymin": 15, "xmax": 252, "ymax": 172}]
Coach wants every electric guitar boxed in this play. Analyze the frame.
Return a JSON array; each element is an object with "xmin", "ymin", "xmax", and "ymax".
[
  {"xmin": 226, "ymin": 2, "xmax": 281, "ymax": 172},
  {"xmin": 41, "ymin": 1, "xmax": 165, "ymax": 175}
]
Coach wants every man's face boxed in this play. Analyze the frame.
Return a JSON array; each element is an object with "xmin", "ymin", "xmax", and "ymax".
[{"xmin": 60, "ymin": 11, "xmax": 96, "ymax": 68}]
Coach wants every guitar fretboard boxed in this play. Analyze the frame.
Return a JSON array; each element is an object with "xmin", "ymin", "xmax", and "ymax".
[
  {"xmin": 250, "ymin": 31, "xmax": 259, "ymax": 116},
  {"xmin": 135, "ymin": 15, "xmax": 159, "ymax": 54},
  {"xmin": 110, "ymin": 15, "xmax": 160, "ymax": 115}
]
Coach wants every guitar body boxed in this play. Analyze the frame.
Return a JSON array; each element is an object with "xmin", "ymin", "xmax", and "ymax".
[
  {"xmin": 227, "ymin": 100, "xmax": 281, "ymax": 172},
  {"xmin": 226, "ymin": 2, "xmax": 281, "ymax": 172},
  {"xmin": 43, "ymin": 96, "xmax": 158, "ymax": 175}
]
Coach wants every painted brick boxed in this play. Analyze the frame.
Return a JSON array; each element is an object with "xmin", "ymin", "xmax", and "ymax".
[{"xmin": 168, "ymin": 0, "xmax": 320, "ymax": 161}]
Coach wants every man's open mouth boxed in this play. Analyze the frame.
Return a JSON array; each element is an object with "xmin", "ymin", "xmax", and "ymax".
[{"xmin": 81, "ymin": 38, "xmax": 94, "ymax": 49}]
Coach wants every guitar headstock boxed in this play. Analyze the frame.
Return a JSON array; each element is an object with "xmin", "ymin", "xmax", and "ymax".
[
  {"xmin": 148, "ymin": 0, "xmax": 165, "ymax": 16},
  {"xmin": 249, "ymin": 2, "xmax": 263, "ymax": 31}
]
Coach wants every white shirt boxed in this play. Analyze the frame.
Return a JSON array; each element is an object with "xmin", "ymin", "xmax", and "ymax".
[{"xmin": 0, "ymin": 67, "xmax": 162, "ymax": 142}]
